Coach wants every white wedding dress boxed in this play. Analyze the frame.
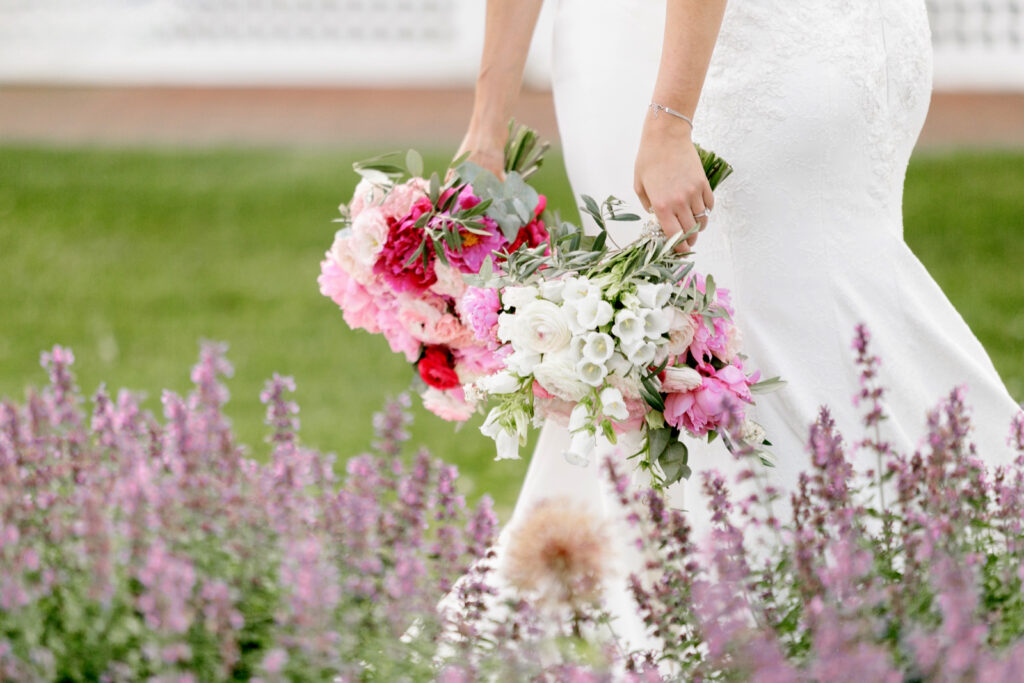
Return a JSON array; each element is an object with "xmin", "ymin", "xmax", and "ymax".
[{"xmin": 490, "ymin": 0, "xmax": 1021, "ymax": 655}]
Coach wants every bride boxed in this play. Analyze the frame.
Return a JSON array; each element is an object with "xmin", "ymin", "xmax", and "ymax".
[{"xmin": 456, "ymin": 0, "xmax": 1021, "ymax": 650}]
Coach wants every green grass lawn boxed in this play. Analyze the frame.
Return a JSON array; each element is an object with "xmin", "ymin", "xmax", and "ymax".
[{"xmin": 1, "ymin": 145, "xmax": 1021, "ymax": 515}]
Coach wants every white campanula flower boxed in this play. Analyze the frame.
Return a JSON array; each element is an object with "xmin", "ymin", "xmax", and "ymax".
[
  {"xmin": 611, "ymin": 310, "xmax": 645, "ymax": 347},
  {"xmin": 506, "ymin": 349, "xmax": 541, "ymax": 376},
  {"xmin": 512, "ymin": 300, "xmax": 572, "ymax": 354},
  {"xmin": 636, "ymin": 282, "xmax": 672, "ymax": 309},
  {"xmin": 582, "ymin": 332, "xmax": 615, "ymax": 364},
  {"xmin": 534, "ymin": 348, "xmax": 589, "ymax": 402},
  {"xmin": 576, "ymin": 358, "xmax": 609, "ymax": 387},
  {"xmin": 478, "ymin": 370, "xmax": 520, "ymax": 395},
  {"xmin": 607, "ymin": 352, "xmax": 633, "ymax": 377},
  {"xmin": 563, "ymin": 430, "xmax": 595, "ymax": 466},
  {"xmin": 539, "ymin": 279, "xmax": 566, "ymax": 304},
  {"xmin": 569, "ymin": 402, "xmax": 591, "ymax": 432},
  {"xmin": 481, "ymin": 409, "xmax": 521, "ymax": 461},
  {"xmin": 661, "ymin": 365, "xmax": 703, "ymax": 392},
  {"xmin": 624, "ymin": 340, "xmax": 657, "ymax": 367},
  {"xmin": 643, "ymin": 308, "xmax": 671, "ymax": 339},
  {"xmin": 574, "ymin": 296, "xmax": 615, "ymax": 330},
  {"xmin": 503, "ymin": 285, "xmax": 540, "ymax": 310},
  {"xmin": 562, "ymin": 276, "xmax": 598, "ymax": 302},
  {"xmin": 619, "ymin": 292, "xmax": 642, "ymax": 311},
  {"xmin": 599, "ymin": 387, "xmax": 630, "ymax": 422}
]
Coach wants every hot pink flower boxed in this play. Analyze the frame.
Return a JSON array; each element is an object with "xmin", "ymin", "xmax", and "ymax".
[
  {"xmin": 439, "ymin": 187, "xmax": 508, "ymax": 274},
  {"xmin": 375, "ymin": 197, "xmax": 437, "ymax": 294}
]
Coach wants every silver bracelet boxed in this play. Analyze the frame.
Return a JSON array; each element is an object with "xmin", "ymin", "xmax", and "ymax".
[{"xmin": 649, "ymin": 102, "xmax": 694, "ymax": 128}]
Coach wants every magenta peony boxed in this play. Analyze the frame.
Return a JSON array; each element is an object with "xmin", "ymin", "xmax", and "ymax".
[
  {"xmin": 439, "ymin": 188, "xmax": 508, "ymax": 274},
  {"xmin": 374, "ymin": 197, "xmax": 438, "ymax": 293}
]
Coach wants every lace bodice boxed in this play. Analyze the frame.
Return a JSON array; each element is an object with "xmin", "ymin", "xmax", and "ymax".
[{"xmin": 695, "ymin": 0, "xmax": 933, "ymax": 233}]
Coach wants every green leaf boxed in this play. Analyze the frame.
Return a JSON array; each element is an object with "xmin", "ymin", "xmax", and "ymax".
[
  {"xmin": 648, "ymin": 427, "xmax": 672, "ymax": 460},
  {"xmin": 659, "ymin": 441, "xmax": 691, "ymax": 485},
  {"xmin": 429, "ymin": 172, "xmax": 441, "ymax": 204},
  {"xmin": 751, "ymin": 376, "xmax": 787, "ymax": 394},
  {"xmin": 405, "ymin": 149, "xmax": 424, "ymax": 178}
]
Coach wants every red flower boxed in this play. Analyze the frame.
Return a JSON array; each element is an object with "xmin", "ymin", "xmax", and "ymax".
[
  {"xmin": 418, "ymin": 346, "xmax": 461, "ymax": 390},
  {"xmin": 507, "ymin": 195, "xmax": 550, "ymax": 254}
]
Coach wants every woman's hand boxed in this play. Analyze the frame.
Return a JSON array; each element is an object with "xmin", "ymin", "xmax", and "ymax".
[
  {"xmin": 455, "ymin": 122, "xmax": 506, "ymax": 179},
  {"xmin": 634, "ymin": 113, "xmax": 713, "ymax": 250}
]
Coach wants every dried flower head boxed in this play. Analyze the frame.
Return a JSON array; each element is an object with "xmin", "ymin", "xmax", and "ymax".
[{"xmin": 502, "ymin": 497, "xmax": 611, "ymax": 609}]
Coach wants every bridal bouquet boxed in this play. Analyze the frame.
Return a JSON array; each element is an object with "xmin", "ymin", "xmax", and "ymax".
[
  {"xmin": 467, "ymin": 152, "xmax": 780, "ymax": 486},
  {"xmin": 318, "ymin": 125, "xmax": 551, "ymax": 421}
]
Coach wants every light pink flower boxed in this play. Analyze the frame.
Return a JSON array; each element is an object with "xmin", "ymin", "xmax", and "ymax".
[
  {"xmin": 397, "ymin": 296, "xmax": 446, "ymax": 344},
  {"xmin": 375, "ymin": 300, "xmax": 422, "ymax": 362},
  {"xmin": 422, "ymin": 386, "xmax": 476, "ymax": 422},
  {"xmin": 458, "ymin": 287, "xmax": 502, "ymax": 346},
  {"xmin": 454, "ymin": 345, "xmax": 508, "ymax": 383},
  {"xmin": 317, "ymin": 258, "xmax": 382, "ymax": 334},
  {"xmin": 348, "ymin": 177, "xmax": 386, "ymax": 219},
  {"xmin": 431, "ymin": 262, "xmax": 469, "ymax": 299},
  {"xmin": 350, "ymin": 207, "xmax": 390, "ymax": 266},
  {"xmin": 380, "ymin": 177, "xmax": 428, "ymax": 218}
]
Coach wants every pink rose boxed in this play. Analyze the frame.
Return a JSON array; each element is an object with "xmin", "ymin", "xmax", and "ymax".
[
  {"xmin": 380, "ymin": 178, "xmax": 429, "ymax": 218},
  {"xmin": 431, "ymin": 262, "xmax": 469, "ymax": 299},
  {"xmin": 348, "ymin": 178, "xmax": 385, "ymax": 219},
  {"xmin": 397, "ymin": 296, "xmax": 445, "ymax": 343}
]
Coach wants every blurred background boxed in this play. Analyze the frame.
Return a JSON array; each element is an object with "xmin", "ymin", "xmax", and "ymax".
[{"xmin": 1, "ymin": 0, "xmax": 1023, "ymax": 514}]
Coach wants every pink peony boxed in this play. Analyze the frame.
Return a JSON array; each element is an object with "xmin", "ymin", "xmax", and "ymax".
[
  {"xmin": 439, "ymin": 187, "xmax": 508, "ymax": 274},
  {"xmin": 663, "ymin": 363, "xmax": 753, "ymax": 435},
  {"xmin": 374, "ymin": 196, "xmax": 437, "ymax": 294},
  {"xmin": 422, "ymin": 386, "xmax": 476, "ymax": 422},
  {"xmin": 457, "ymin": 287, "xmax": 502, "ymax": 346}
]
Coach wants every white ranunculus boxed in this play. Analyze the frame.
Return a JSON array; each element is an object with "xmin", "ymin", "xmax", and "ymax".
[
  {"xmin": 563, "ymin": 430, "xmax": 595, "ymax": 466},
  {"xmin": 666, "ymin": 309, "xmax": 698, "ymax": 355},
  {"xmin": 576, "ymin": 358, "xmax": 609, "ymax": 387},
  {"xmin": 350, "ymin": 207, "xmax": 390, "ymax": 266},
  {"xmin": 477, "ymin": 371, "xmax": 520, "ymax": 395},
  {"xmin": 582, "ymin": 332, "xmax": 615, "ymax": 364},
  {"xmin": 636, "ymin": 282, "xmax": 672, "ymax": 309},
  {"xmin": 607, "ymin": 372, "xmax": 643, "ymax": 401},
  {"xmin": 533, "ymin": 348, "xmax": 589, "ymax": 402},
  {"xmin": 569, "ymin": 402, "xmax": 590, "ymax": 432},
  {"xmin": 539, "ymin": 279, "xmax": 566, "ymax": 304},
  {"xmin": 662, "ymin": 366, "xmax": 703, "ymax": 392},
  {"xmin": 625, "ymin": 340, "xmax": 657, "ymax": 367},
  {"xmin": 562, "ymin": 276, "xmax": 597, "ymax": 302},
  {"xmin": 643, "ymin": 308, "xmax": 671, "ymax": 339},
  {"xmin": 505, "ymin": 349, "xmax": 541, "ymax": 376},
  {"xmin": 599, "ymin": 387, "xmax": 630, "ymax": 422},
  {"xmin": 502, "ymin": 285, "xmax": 540, "ymax": 310},
  {"xmin": 612, "ymin": 310, "xmax": 646, "ymax": 347},
  {"xmin": 511, "ymin": 299, "xmax": 572, "ymax": 354}
]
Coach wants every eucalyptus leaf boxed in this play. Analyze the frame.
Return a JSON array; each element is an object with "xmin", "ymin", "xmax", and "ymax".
[{"xmin": 405, "ymin": 149, "xmax": 424, "ymax": 178}]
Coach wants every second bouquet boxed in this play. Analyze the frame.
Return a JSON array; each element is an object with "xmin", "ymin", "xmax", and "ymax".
[{"xmin": 467, "ymin": 154, "xmax": 780, "ymax": 487}]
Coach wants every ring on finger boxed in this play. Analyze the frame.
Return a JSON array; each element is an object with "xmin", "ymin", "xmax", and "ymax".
[{"xmin": 693, "ymin": 209, "xmax": 711, "ymax": 219}]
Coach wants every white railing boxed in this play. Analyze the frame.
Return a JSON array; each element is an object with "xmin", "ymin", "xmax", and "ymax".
[{"xmin": 0, "ymin": 0, "xmax": 1019, "ymax": 90}]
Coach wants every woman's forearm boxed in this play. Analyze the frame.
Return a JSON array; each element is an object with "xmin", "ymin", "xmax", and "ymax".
[
  {"xmin": 651, "ymin": 0, "xmax": 727, "ymax": 121},
  {"xmin": 469, "ymin": 0, "xmax": 544, "ymax": 140}
]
